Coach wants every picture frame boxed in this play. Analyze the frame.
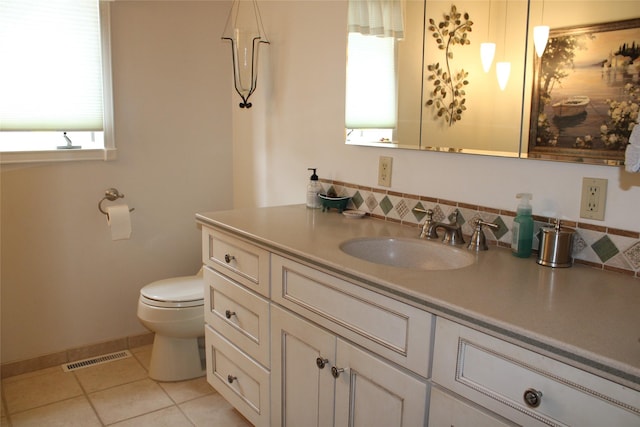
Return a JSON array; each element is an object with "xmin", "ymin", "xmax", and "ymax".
[{"xmin": 527, "ymin": 18, "xmax": 640, "ymax": 165}]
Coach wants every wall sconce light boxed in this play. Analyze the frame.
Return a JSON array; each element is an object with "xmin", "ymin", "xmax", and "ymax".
[
  {"xmin": 222, "ymin": 0, "xmax": 269, "ymax": 108},
  {"xmin": 496, "ymin": 61, "xmax": 511, "ymax": 90},
  {"xmin": 480, "ymin": 0, "xmax": 495, "ymax": 72},
  {"xmin": 533, "ymin": 0, "xmax": 548, "ymax": 57},
  {"xmin": 533, "ymin": 25, "xmax": 549, "ymax": 57},
  {"xmin": 481, "ymin": 43, "xmax": 496, "ymax": 72}
]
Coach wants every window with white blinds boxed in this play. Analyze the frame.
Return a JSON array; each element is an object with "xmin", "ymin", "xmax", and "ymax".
[
  {"xmin": 0, "ymin": 0, "xmax": 114, "ymax": 162},
  {"xmin": 345, "ymin": 32, "xmax": 398, "ymax": 130}
]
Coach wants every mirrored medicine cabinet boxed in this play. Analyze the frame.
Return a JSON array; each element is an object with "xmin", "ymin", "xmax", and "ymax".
[{"xmin": 345, "ymin": 0, "xmax": 640, "ymax": 165}]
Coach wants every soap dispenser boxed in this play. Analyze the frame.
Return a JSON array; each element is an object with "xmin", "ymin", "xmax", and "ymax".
[
  {"xmin": 511, "ymin": 193, "xmax": 534, "ymax": 258},
  {"xmin": 306, "ymin": 168, "xmax": 321, "ymax": 209}
]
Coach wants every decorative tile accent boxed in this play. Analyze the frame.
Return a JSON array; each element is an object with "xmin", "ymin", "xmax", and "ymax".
[
  {"xmin": 320, "ymin": 179, "xmax": 640, "ymax": 278},
  {"xmin": 492, "ymin": 216, "xmax": 509, "ymax": 241},
  {"xmin": 432, "ymin": 205, "xmax": 446, "ymax": 223},
  {"xmin": 351, "ymin": 191, "xmax": 364, "ymax": 209},
  {"xmin": 379, "ymin": 196, "xmax": 394, "ymax": 215},
  {"xmin": 413, "ymin": 202, "xmax": 427, "ymax": 222},
  {"xmin": 395, "ymin": 199, "xmax": 410, "ymax": 219},
  {"xmin": 624, "ymin": 242, "xmax": 640, "ymax": 269},
  {"xmin": 572, "ymin": 233, "xmax": 588, "ymax": 255},
  {"xmin": 365, "ymin": 193, "xmax": 378, "ymax": 211},
  {"xmin": 591, "ymin": 235, "xmax": 620, "ymax": 263}
]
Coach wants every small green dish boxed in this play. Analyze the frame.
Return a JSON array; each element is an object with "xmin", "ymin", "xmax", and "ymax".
[{"xmin": 318, "ymin": 194, "xmax": 351, "ymax": 212}]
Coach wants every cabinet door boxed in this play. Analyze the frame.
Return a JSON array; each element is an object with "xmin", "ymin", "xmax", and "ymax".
[
  {"xmin": 271, "ymin": 306, "xmax": 336, "ymax": 427},
  {"xmin": 428, "ymin": 386, "xmax": 516, "ymax": 427},
  {"xmin": 334, "ymin": 338, "xmax": 428, "ymax": 427}
]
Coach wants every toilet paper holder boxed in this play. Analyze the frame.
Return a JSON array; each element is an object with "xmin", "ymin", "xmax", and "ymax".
[{"xmin": 98, "ymin": 188, "xmax": 135, "ymax": 216}]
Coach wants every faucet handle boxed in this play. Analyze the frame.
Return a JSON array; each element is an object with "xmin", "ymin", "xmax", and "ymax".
[
  {"xmin": 413, "ymin": 207, "xmax": 433, "ymax": 220},
  {"xmin": 467, "ymin": 219, "xmax": 499, "ymax": 251},
  {"xmin": 413, "ymin": 208, "xmax": 436, "ymax": 239}
]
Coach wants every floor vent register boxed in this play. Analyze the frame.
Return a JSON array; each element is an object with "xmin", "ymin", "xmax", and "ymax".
[{"xmin": 62, "ymin": 350, "xmax": 132, "ymax": 372}]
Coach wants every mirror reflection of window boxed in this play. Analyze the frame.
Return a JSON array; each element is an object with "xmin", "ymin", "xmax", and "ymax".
[
  {"xmin": 345, "ymin": 0, "xmax": 405, "ymax": 146},
  {"xmin": 346, "ymin": 33, "xmax": 398, "ymax": 143}
]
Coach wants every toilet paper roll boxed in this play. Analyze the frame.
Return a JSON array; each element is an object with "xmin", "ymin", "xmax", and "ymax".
[{"xmin": 106, "ymin": 204, "xmax": 132, "ymax": 240}]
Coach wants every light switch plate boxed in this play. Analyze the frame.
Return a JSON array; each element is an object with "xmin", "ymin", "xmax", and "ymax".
[{"xmin": 580, "ymin": 177, "xmax": 607, "ymax": 221}]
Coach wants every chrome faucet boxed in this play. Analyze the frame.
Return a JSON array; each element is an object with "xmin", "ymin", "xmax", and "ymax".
[{"xmin": 413, "ymin": 208, "xmax": 465, "ymax": 245}]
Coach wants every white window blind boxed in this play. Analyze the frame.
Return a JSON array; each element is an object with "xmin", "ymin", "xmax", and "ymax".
[
  {"xmin": 345, "ymin": 32, "xmax": 398, "ymax": 129},
  {"xmin": 0, "ymin": 0, "xmax": 104, "ymax": 132}
]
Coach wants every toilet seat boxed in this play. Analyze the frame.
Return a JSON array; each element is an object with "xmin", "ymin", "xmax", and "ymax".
[{"xmin": 140, "ymin": 275, "xmax": 204, "ymax": 308}]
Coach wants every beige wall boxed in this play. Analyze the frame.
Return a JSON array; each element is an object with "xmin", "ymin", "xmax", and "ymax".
[{"xmin": 1, "ymin": 1, "xmax": 233, "ymax": 364}]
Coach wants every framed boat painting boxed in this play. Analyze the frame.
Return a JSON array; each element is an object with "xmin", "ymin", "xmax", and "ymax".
[{"xmin": 528, "ymin": 18, "xmax": 640, "ymax": 165}]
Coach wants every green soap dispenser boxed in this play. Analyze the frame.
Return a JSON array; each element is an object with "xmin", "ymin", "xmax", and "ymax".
[{"xmin": 512, "ymin": 193, "xmax": 534, "ymax": 258}]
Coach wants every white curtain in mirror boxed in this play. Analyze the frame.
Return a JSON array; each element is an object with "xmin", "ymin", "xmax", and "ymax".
[{"xmin": 348, "ymin": 0, "xmax": 405, "ymax": 38}]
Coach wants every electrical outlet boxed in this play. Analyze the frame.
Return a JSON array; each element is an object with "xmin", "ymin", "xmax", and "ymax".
[
  {"xmin": 580, "ymin": 177, "xmax": 607, "ymax": 221},
  {"xmin": 378, "ymin": 156, "xmax": 393, "ymax": 187}
]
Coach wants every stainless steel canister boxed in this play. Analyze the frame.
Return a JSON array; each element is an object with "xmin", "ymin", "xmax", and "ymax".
[{"xmin": 537, "ymin": 220, "xmax": 575, "ymax": 268}]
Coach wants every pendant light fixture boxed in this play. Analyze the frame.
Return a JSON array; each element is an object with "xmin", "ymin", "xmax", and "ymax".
[
  {"xmin": 480, "ymin": 0, "xmax": 495, "ymax": 72},
  {"xmin": 533, "ymin": 0, "xmax": 549, "ymax": 57},
  {"xmin": 496, "ymin": 0, "xmax": 510, "ymax": 90},
  {"xmin": 222, "ymin": 0, "xmax": 270, "ymax": 109}
]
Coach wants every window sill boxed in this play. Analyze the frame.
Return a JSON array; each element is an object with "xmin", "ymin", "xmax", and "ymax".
[{"xmin": 0, "ymin": 148, "xmax": 117, "ymax": 165}]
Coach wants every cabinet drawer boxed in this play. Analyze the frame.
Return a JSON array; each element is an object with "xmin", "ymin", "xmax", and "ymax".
[
  {"xmin": 202, "ymin": 227, "xmax": 270, "ymax": 297},
  {"xmin": 205, "ymin": 325, "xmax": 270, "ymax": 427},
  {"xmin": 204, "ymin": 266, "xmax": 270, "ymax": 368},
  {"xmin": 433, "ymin": 317, "xmax": 640, "ymax": 426},
  {"xmin": 271, "ymin": 254, "xmax": 432, "ymax": 378},
  {"xmin": 429, "ymin": 386, "xmax": 516, "ymax": 427}
]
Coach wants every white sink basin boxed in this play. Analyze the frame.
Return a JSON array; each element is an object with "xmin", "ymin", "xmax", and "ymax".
[{"xmin": 339, "ymin": 237, "xmax": 475, "ymax": 271}]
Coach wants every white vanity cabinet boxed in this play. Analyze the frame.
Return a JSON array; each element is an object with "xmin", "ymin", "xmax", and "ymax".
[
  {"xmin": 198, "ymin": 212, "xmax": 640, "ymax": 427},
  {"xmin": 201, "ymin": 227, "xmax": 271, "ymax": 426},
  {"xmin": 270, "ymin": 254, "xmax": 431, "ymax": 427},
  {"xmin": 271, "ymin": 305, "xmax": 429, "ymax": 427},
  {"xmin": 432, "ymin": 317, "xmax": 640, "ymax": 426}
]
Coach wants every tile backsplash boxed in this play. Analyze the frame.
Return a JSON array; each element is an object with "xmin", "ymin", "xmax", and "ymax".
[{"xmin": 320, "ymin": 179, "xmax": 640, "ymax": 279}]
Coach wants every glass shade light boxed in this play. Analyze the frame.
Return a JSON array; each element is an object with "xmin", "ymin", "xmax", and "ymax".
[
  {"xmin": 533, "ymin": 25, "xmax": 549, "ymax": 57},
  {"xmin": 222, "ymin": 0, "xmax": 269, "ymax": 108},
  {"xmin": 480, "ymin": 42, "xmax": 496, "ymax": 72},
  {"xmin": 496, "ymin": 61, "xmax": 511, "ymax": 90}
]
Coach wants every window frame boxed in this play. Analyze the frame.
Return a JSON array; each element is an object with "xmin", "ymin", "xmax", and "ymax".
[{"xmin": 0, "ymin": 1, "xmax": 116, "ymax": 165}]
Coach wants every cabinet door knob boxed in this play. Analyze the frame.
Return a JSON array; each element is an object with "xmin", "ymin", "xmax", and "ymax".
[
  {"xmin": 316, "ymin": 357, "xmax": 329, "ymax": 369},
  {"xmin": 225, "ymin": 309, "xmax": 236, "ymax": 319},
  {"xmin": 224, "ymin": 254, "xmax": 235, "ymax": 263},
  {"xmin": 331, "ymin": 366, "xmax": 345, "ymax": 378},
  {"xmin": 523, "ymin": 388, "xmax": 543, "ymax": 408},
  {"xmin": 227, "ymin": 375, "xmax": 237, "ymax": 384}
]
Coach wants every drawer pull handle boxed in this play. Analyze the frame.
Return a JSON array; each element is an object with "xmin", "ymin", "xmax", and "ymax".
[
  {"xmin": 316, "ymin": 357, "xmax": 329, "ymax": 369},
  {"xmin": 227, "ymin": 375, "xmax": 237, "ymax": 384},
  {"xmin": 225, "ymin": 310, "xmax": 236, "ymax": 319},
  {"xmin": 523, "ymin": 388, "xmax": 543, "ymax": 408},
  {"xmin": 224, "ymin": 254, "xmax": 235, "ymax": 263},
  {"xmin": 331, "ymin": 366, "xmax": 344, "ymax": 378}
]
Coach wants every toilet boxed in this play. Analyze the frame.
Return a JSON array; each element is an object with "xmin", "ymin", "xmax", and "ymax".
[{"xmin": 137, "ymin": 269, "xmax": 205, "ymax": 382}]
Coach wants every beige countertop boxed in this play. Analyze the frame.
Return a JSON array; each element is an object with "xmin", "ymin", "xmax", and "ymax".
[{"xmin": 196, "ymin": 204, "xmax": 640, "ymax": 392}]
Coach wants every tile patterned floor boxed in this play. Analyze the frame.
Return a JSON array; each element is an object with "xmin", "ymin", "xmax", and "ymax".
[{"xmin": 0, "ymin": 345, "xmax": 252, "ymax": 426}]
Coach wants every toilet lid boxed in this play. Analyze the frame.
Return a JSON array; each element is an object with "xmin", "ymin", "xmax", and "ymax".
[{"xmin": 140, "ymin": 275, "xmax": 204, "ymax": 308}]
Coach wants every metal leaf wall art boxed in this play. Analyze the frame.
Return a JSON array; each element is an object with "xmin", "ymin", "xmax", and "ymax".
[{"xmin": 425, "ymin": 5, "xmax": 473, "ymax": 126}]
